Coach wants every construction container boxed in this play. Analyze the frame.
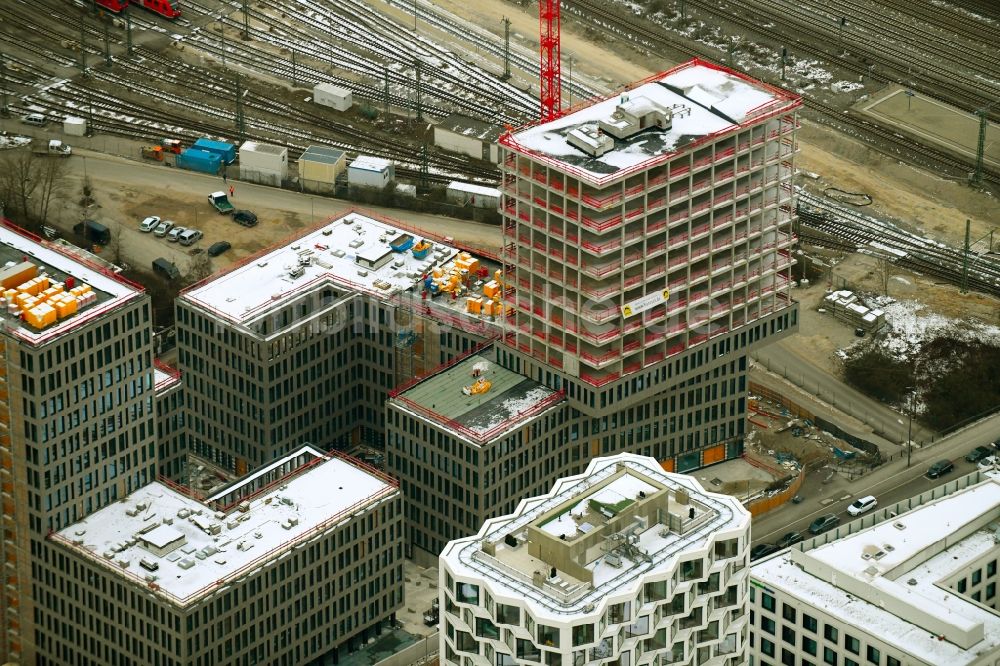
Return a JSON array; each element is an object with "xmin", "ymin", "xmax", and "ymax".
[
  {"xmin": 483, "ymin": 280, "xmax": 500, "ymax": 299},
  {"xmin": 347, "ymin": 156, "xmax": 394, "ymax": 189},
  {"xmin": 63, "ymin": 116, "xmax": 87, "ymax": 137},
  {"xmin": 26, "ymin": 303, "xmax": 57, "ymax": 329},
  {"xmin": 191, "ymin": 138, "xmax": 237, "ymax": 164},
  {"xmin": 434, "ymin": 113, "xmax": 501, "ymax": 163},
  {"xmin": 466, "ymin": 297, "xmax": 482, "ymax": 314},
  {"xmin": 411, "ymin": 241, "xmax": 432, "ymax": 260},
  {"xmin": 390, "ymin": 234, "xmax": 414, "ymax": 252},
  {"xmin": 177, "ymin": 148, "xmax": 222, "ymax": 175},
  {"xmin": 313, "ymin": 83, "xmax": 353, "ymax": 111},
  {"xmin": 446, "ymin": 181, "xmax": 501, "ymax": 209},
  {"xmin": 0, "ymin": 262, "xmax": 37, "ymax": 290},
  {"xmin": 239, "ymin": 141, "xmax": 288, "ymax": 187},
  {"xmin": 298, "ymin": 145, "xmax": 347, "ymax": 193}
]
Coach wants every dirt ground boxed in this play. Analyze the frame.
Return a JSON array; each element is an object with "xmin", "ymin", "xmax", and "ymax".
[{"xmin": 776, "ymin": 250, "xmax": 1000, "ymax": 379}]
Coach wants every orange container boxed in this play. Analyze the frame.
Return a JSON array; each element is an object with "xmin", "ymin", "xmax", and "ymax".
[
  {"xmin": 702, "ymin": 444, "xmax": 726, "ymax": 465},
  {"xmin": 483, "ymin": 280, "xmax": 499, "ymax": 298},
  {"xmin": 466, "ymin": 297, "xmax": 482, "ymax": 314}
]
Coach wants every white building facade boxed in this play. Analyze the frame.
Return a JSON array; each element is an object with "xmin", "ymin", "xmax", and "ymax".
[
  {"xmin": 348, "ymin": 155, "xmax": 394, "ymax": 188},
  {"xmin": 238, "ymin": 141, "xmax": 288, "ymax": 187},
  {"xmin": 749, "ymin": 472, "xmax": 1000, "ymax": 666},
  {"xmin": 440, "ymin": 453, "xmax": 752, "ymax": 666}
]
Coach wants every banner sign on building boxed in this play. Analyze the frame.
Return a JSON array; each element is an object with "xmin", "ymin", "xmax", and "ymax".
[{"xmin": 621, "ymin": 289, "xmax": 670, "ymax": 318}]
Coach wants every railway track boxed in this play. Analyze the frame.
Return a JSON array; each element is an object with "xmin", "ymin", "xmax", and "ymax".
[
  {"xmin": 565, "ymin": 0, "xmax": 1000, "ymax": 186},
  {"xmin": 797, "ymin": 190, "xmax": 1000, "ymax": 297}
]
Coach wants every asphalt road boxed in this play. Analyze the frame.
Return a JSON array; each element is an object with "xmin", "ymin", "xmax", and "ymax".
[
  {"xmin": 751, "ymin": 408, "xmax": 1000, "ymax": 546},
  {"xmin": 753, "ymin": 343, "xmax": 934, "ymax": 445}
]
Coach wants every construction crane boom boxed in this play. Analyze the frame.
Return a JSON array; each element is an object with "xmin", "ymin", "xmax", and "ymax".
[{"xmin": 539, "ymin": 0, "xmax": 561, "ymax": 121}]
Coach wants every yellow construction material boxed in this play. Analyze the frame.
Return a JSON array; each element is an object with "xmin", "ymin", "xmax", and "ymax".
[
  {"xmin": 26, "ymin": 303, "xmax": 57, "ymax": 329},
  {"xmin": 466, "ymin": 297, "xmax": 482, "ymax": 314},
  {"xmin": 0, "ymin": 262, "xmax": 37, "ymax": 290},
  {"xmin": 41, "ymin": 286, "xmax": 63, "ymax": 300},
  {"xmin": 494, "ymin": 269, "xmax": 502, "ymax": 284},
  {"xmin": 482, "ymin": 301, "xmax": 496, "ymax": 317},
  {"xmin": 462, "ymin": 377, "xmax": 492, "ymax": 396},
  {"xmin": 483, "ymin": 280, "xmax": 500, "ymax": 299},
  {"xmin": 431, "ymin": 267, "xmax": 444, "ymax": 278},
  {"xmin": 55, "ymin": 296, "xmax": 78, "ymax": 319}
]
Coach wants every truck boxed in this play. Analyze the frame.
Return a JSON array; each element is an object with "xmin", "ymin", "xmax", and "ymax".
[
  {"xmin": 33, "ymin": 139, "xmax": 72, "ymax": 157},
  {"xmin": 208, "ymin": 191, "xmax": 234, "ymax": 214}
]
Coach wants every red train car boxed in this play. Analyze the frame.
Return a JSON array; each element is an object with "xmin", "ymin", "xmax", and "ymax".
[
  {"xmin": 136, "ymin": 0, "xmax": 181, "ymax": 19},
  {"xmin": 94, "ymin": 0, "xmax": 181, "ymax": 19},
  {"xmin": 95, "ymin": 0, "xmax": 128, "ymax": 12}
]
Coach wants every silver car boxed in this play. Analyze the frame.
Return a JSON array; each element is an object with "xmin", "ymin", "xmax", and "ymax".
[
  {"xmin": 167, "ymin": 226, "xmax": 186, "ymax": 242},
  {"xmin": 178, "ymin": 229, "xmax": 203, "ymax": 246},
  {"xmin": 139, "ymin": 216, "xmax": 160, "ymax": 232},
  {"xmin": 153, "ymin": 221, "xmax": 174, "ymax": 237}
]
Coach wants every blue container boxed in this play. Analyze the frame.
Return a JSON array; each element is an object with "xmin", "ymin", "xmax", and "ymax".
[
  {"xmin": 191, "ymin": 138, "xmax": 237, "ymax": 164},
  {"xmin": 177, "ymin": 148, "xmax": 222, "ymax": 174}
]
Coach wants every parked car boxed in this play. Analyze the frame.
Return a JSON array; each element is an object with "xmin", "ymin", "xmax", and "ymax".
[
  {"xmin": 152, "ymin": 257, "xmax": 180, "ymax": 281},
  {"xmin": 847, "ymin": 495, "xmax": 878, "ymax": 517},
  {"xmin": 233, "ymin": 209, "xmax": 258, "ymax": 227},
  {"xmin": 207, "ymin": 240, "xmax": 232, "ymax": 257},
  {"xmin": 926, "ymin": 459, "xmax": 955, "ymax": 479},
  {"xmin": 776, "ymin": 531, "xmax": 804, "ymax": 548},
  {"xmin": 808, "ymin": 514, "xmax": 840, "ymax": 535},
  {"xmin": 966, "ymin": 446, "xmax": 992, "ymax": 463},
  {"xmin": 153, "ymin": 220, "xmax": 175, "ymax": 237},
  {"xmin": 178, "ymin": 229, "xmax": 203, "ymax": 246},
  {"xmin": 21, "ymin": 112, "xmax": 47, "ymax": 127},
  {"xmin": 979, "ymin": 456, "xmax": 998, "ymax": 472},
  {"xmin": 139, "ymin": 216, "xmax": 160, "ymax": 232},
  {"xmin": 167, "ymin": 226, "xmax": 187, "ymax": 242},
  {"xmin": 750, "ymin": 543, "xmax": 779, "ymax": 560}
]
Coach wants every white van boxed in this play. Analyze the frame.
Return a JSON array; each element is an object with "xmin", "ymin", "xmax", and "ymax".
[{"xmin": 22, "ymin": 113, "xmax": 47, "ymax": 127}]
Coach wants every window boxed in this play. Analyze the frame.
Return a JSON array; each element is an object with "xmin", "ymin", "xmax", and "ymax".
[
  {"xmin": 845, "ymin": 635, "xmax": 860, "ymax": 654},
  {"xmin": 457, "ymin": 582, "xmax": 480, "ymax": 605},
  {"xmin": 538, "ymin": 624, "xmax": 559, "ymax": 648},
  {"xmin": 761, "ymin": 638, "xmax": 775, "ymax": 658},
  {"xmin": 988, "ymin": 582, "xmax": 996, "ymax": 600},
  {"xmin": 824, "ymin": 625, "xmax": 838, "ymax": 643},
  {"xmin": 497, "ymin": 604, "xmax": 520, "ymax": 625},
  {"xmin": 886, "ymin": 657, "xmax": 900, "ymax": 666},
  {"xmin": 475, "ymin": 618, "xmax": 499, "ymax": 641},
  {"xmin": 572, "ymin": 624, "xmax": 594, "ymax": 647},
  {"xmin": 866, "ymin": 645, "xmax": 881, "ymax": 664},
  {"xmin": 803, "ymin": 614, "xmax": 818, "ymax": 633},
  {"xmin": 516, "ymin": 639, "xmax": 541, "ymax": 661},
  {"xmin": 761, "ymin": 617, "xmax": 776, "ymax": 635},
  {"xmin": 824, "ymin": 647, "xmax": 837, "ymax": 665},
  {"xmin": 782, "ymin": 626, "xmax": 795, "ymax": 644},
  {"xmin": 456, "ymin": 631, "xmax": 479, "ymax": 654},
  {"xmin": 782, "ymin": 649, "xmax": 796, "ymax": 666},
  {"xmin": 782, "ymin": 604, "xmax": 797, "ymax": 623},
  {"xmin": 762, "ymin": 593, "xmax": 776, "ymax": 612},
  {"xmin": 988, "ymin": 560, "xmax": 997, "ymax": 577},
  {"xmin": 845, "ymin": 660, "xmax": 859, "ymax": 666},
  {"xmin": 973, "ymin": 569, "xmax": 982, "ymax": 585},
  {"xmin": 957, "ymin": 578, "xmax": 967, "ymax": 593},
  {"xmin": 802, "ymin": 637, "xmax": 818, "ymax": 656}
]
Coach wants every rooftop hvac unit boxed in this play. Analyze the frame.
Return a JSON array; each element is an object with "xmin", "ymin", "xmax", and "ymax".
[
  {"xmin": 126, "ymin": 507, "xmax": 139, "ymax": 517},
  {"xmin": 238, "ymin": 501, "xmax": 250, "ymax": 513},
  {"xmin": 332, "ymin": 249, "xmax": 346, "ymax": 258},
  {"xmin": 322, "ymin": 229, "xmax": 333, "ymax": 236},
  {"xmin": 226, "ymin": 519, "xmax": 240, "ymax": 530},
  {"xmin": 288, "ymin": 266, "xmax": 305, "ymax": 279},
  {"xmin": 139, "ymin": 558, "xmax": 159, "ymax": 572},
  {"xmin": 605, "ymin": 553, "xmax": 622, "ymax": 568},
  {"xmin": 237, "ymin": 541, "xmax": 254, "ymax": 552},
  {"xmin": 178, "ymin": 558, "xmax": 195, "ymax": 570},
  {"xmin": 213, "ymin": 511, "xmax": 225, "ymax": 520}
]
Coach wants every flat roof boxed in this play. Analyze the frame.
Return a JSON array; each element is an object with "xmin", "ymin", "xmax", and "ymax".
[
  {"xmin": 441, "ymin": 454, "xmax": 748, "ymax": 619},
  {"xmin": 394, "ymin": 354, "xmax": 560, "ymax": 443},
  {"xmin": 502, "ymin": 59, "xmax": 799, "ymax": 183},
  {"xmin": 447, "ymin": 181, "xmax": 501, "ymax": 197},
  {"xmin": 300, "ymin": 145, "xmax": 346, "ymax": 164},
  {"xmin": 0, "ymin": 223, "xmax": 141, "ymax": 345},
  {"xmin": 240, "ymin": 141, "xmax": 286, "ymax": 155},
  {"xmin": 180, "ymin": 211, "xmax": 459, "ymax": 325},
  {"xmin": 753, "ymin": 478, "xmax": 1000, "ymax": 664},
  {"xmin": 154, "ymin": 362, "xmax": 181, "ymax": 393},
  {"xmin": 54, "ymin": 447, "xmax": 397, "ymax": 606},
  {"xmin": 349, "ymin": 156, "xmax": 392, "ymax": 172},
  {"xmin": 437, "ymin": 113, "xmax": 502, "ymax": 141}
]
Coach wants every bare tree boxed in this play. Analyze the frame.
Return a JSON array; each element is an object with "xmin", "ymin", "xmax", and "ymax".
[
  {"xmin": 187, "ymin": 252, "xmax": 213, "ymax": 283},
  {"xmin": 35, "ymin": 154, "xmax": 69, "ymax": 224},
  {"xmin": 109, "ymin": 222, "xmax": 125, "ymax": 266},
  {"xmin": 873, "ymin": 255, "xmax": 894, "ymax": 297}
]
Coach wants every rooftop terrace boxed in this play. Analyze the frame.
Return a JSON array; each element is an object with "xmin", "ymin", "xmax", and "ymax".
[
  {"xmin": 503, "ymin": 59, "xmax": 799, "ymax": 183},
  {"xmin": 441, "ymin": 454, "xmax": 748, "ymax": 619},
  {"xmin": 52, "ymin": 446, "xmax": 397, "ymax": 606},
  {"xmin": 0, "ymin": 222, "xmax": 141, "ymax": 345},
  {"xmin": 391, "ymin": 353, "xmax": 562, "ymax": 445},
  {"xmin": 753, "ymin": 477, "xmax": 1000, "ymax": 664}
]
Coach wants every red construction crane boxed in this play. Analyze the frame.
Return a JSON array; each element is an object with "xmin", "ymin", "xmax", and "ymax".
[{"xmin": 538, "ymin": 0, "xmax": 561, "ymax": 121}]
